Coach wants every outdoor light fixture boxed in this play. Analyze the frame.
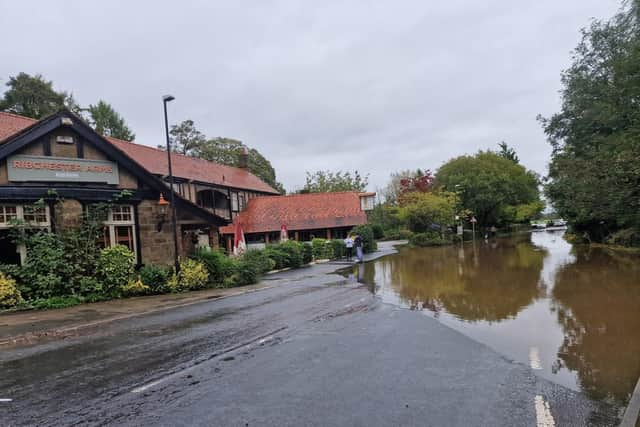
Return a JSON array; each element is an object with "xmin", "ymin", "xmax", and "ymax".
[
  {"xmin": 156, "ymin": 193, "xmax": 170, "ymax": 231},
  {"xmin": 163, "ymin": 94, "xmax": 181, "ymax": 273}
]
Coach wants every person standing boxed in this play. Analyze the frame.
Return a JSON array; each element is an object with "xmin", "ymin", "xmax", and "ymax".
[
  {"xmin": 344, "ymin": 235, "xmax": 354, "ymax": 260},
  {"xmin": 354, "ymin": 233, "xmax": 364, "ymax": 263}
]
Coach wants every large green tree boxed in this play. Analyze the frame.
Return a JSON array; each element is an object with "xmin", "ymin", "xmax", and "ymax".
[
  {"xmin": 88, "ymin": 100, "xmax": 135, "ymax": 141},
  {"xmin": 0, "ymin": 73, "xmax": 68, "ymax": 119},
  {"xmin": 539, "ymin": 1, "xmax": 640, "ymax": 243},
  {"xmin": 301, "ymin": 170, "xmax": 369, "ymax": 193},
  {"xmin": 166, "ymin": 120, "xmax": 284, "ymax": 193},
  {"xmin": 168, "ymin": 119, "xmax": 206, "ymax": 155},
  {"xmin": 435, "ymin": 151, "xmax": 542, "ymax": 226},
  {"xmin": 195, "ymin": 137, "xmax": 285, "ymax": 193}
]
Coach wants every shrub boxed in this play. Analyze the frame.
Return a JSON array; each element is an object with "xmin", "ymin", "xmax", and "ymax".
[
  {"xmin": 139, "ymin": 264, "xmax": 171, "ymax": 294},
  {"xmin": 235, "ymin": 259, "xmax": 260, "ymax": 286},
  {"xmin": 279, "ymin": 240, "xmax": 303, "ymax": 268},
  {"xmin": 264, "ymin": 246, "xmax": 288, "ymax": 270},
  {"xmin": 30, "ymin": 295, "xmax": 83, "ymax": 309},
  {"xmin": 242, "ymin": 250, "xmax": 276, "ymax": 274},
  {"xmin": 19, "ymin": 232, "xmax": 69, "ymax": 299},
  {"xmin": 0, "ymin": 272, "xmax": 23, "ymax": 309},
  {"xmin": 330, "ymin": 239, "xmax": 346, "ymax": 259},
  {"xmin": 302, "ymin": 243, "xmax": 313, "ymax": 264},
  {"xmin": 351, "ymin": 225, "xmax": 378, "ymax": 253},
  {"xmin": 410, "ymin": 232, "xmax": 449, "ymax": 247},
  {"xmin": 167, "ymin": 258, "xmax": 210, "ymax": 292},
  {"xmin": 382, "ymin": 229, "xmax": 414, "ymax": 241},
  {"xmin": 96, "ymin": 245, "xmax": 136, "ymax": 296},
  {"xmin": 370, "ymin": 224, "xmax": 384, "ymax": 240},
  {"xmin": 311, "ymin": 238, "xmax": 328, "ymax": 260},
  {"xmin": 120, "ymin": 278, "xmax": 150, "ymax": 297},
  {"xmin": 77, "ymin": 276, "xmax": 103, "ymax": 296},
  {"xmin": 606, "ymin": 228, "xmax": 640, "ymax": 247},
  {"xmin": 193, "ymin": 248, "xmax": 237, "ymax": 285}
]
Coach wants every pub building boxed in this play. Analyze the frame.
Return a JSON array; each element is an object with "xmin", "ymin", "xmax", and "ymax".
[
  {"xmin": 0, "ymin": 109, "xmax": 232, "ymax": 266},
  {"xmin": 0, "ymin": 109, "xmax": 375, "ymax": 267}
]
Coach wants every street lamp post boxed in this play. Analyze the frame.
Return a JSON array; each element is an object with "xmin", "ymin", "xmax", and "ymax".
[{"xmin": 162, "ymin": 95, "xmax": 180, "ymax": 274}]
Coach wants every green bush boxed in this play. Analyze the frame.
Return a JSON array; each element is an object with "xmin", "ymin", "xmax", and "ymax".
[
  {"xmin": 30, "ymin": 295, "xmax": 84, "ymax": 310},
  {"xmin": 311, "ymin": 238, "xmax": 328, "ymax": 259},
  {"xmin": 382, "ymin": 229, "xmax": 414, "ymax": 241},
  {"xmin": 120, "ymin": 278, "xmax": 150, "ymax": 296},
  {"xmin": 606, "ymin": 228, "xmax": 640, "ymax": 247},
  {"xmin": 96, "ymin": 245, "xmax": 136, "ymax": 296},
  {"xmin": 370, "ymin": 224, "xmax": 384, "ymax": 240},
  {"xmin": 139, "ymin": 264, "xmax": 171, "ymax": 294},
  {"xmin": 351, "ymin": 225, "xmax": 378, "ymax": 253},
  {"xmin": 18, "ymin": 232, "xmax": 69, "ymax": 299},
  {"xmin": 302, "ymin": 243, "xmax": 313, "ymax": 264},
  {"xmin": 330, "ymin": 239, "xmax": 346, "ymax": 259},
  {"xmin": 193, "ymin": 248, "xmax": 237, "ymax": 285},
  {"xmin": 280, "ymin": 240, "xmax": 303, "ymax": 268},
  {"xmin": 0, "ymin": 272, "xmax": 23, "ymax": 309},
  {"xmin": 242, "ymin": 250, "xmax": 276, "ymax": 274},
  {"xmin": 264, "ymin": 246, "xmax": 288, "ymax": 270},
  {"xmin": 410, "ymin": 232, "xmax": 449, "ymax": 247}
]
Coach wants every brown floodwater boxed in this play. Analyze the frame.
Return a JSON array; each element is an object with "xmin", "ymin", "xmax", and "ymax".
[{"xmin": 348, "ymin": 231, "xmax": 640, "ymax": 408}]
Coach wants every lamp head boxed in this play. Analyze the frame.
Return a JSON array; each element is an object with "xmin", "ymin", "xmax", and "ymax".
[{"xmin": 162, "ymin": 95, "xmax": 175, "ymax": 103}]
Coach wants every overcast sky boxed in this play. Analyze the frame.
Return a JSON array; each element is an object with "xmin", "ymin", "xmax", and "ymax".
[{"xmin": 0, "ymin": 0, "xmax": 620, "ymax": 192}]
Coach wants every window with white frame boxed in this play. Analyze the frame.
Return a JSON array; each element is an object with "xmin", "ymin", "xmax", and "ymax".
[
  {"xmin": 97, "ymin": 205, "xmax": 137, "ymax": 252},
  {"xmin": 0, "ymin": 204, "xmax": 51, "ymax": 265},
  {"xmin": 0, "ymin": 204, "xmax": 50, "ymax": 228}
]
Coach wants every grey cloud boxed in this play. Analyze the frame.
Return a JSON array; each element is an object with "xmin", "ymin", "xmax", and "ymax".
[{"xmin": 0, "ymin": 0, "xmax": 620, "ymax": 191}]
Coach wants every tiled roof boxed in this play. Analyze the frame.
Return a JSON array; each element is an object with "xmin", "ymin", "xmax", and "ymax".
[
  {"xmin": 220, "ymin": 192, "xmax": 368, "ymax": 234},
  {"xmin": 0, "ymin": 112, "xmax": 37, "ymax": 141},
  {"xmin": 0, "ymin": 111, "xmax": 279, "ymax": 194},
  {"xmin": 108, "ymin": 138, "xmax": 279, "ymax": 194}
]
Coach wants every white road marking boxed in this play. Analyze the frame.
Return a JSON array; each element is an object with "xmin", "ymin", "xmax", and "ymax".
[
  {"xmin": 529, "ymin": 346, "xmax": 542, "ymax": 370},
  {"xmin": 534, "ymin": 395, "xmax": 555, "ymax": 427},
  {"xmin": 0, "ymin": 398, "xmax": 13, "ymax": 402}
]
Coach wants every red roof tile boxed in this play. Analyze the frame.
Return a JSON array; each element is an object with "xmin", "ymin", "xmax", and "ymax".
[
  {"xmin": 108, "ymin": 138, "xmax": 279, "ymax": 194},
  {"xmin": 220, "ymin": 192, "xmax": 368, "ymax": 234},
  {"xmin": 0, "ymin": 112, "xmax": 37, "ymax": 141},
  {"xmin": 0, "ymin": 111, "xmax": 279, "ymax": 194}
]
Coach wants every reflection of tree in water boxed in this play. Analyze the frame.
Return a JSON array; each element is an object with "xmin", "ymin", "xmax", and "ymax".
[
  {"xmin": 551, "ymin": 248, "xmax": 640, "ymax": 405},
  {"xmin": 382, "ymin": 235, "xmax": 546, "ymax": 322}
]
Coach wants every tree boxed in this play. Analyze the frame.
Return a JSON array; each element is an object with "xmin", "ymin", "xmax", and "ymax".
[
  {"xmin": 383, "ymin": 169, "xmax": 431, "ymax": 204},
  {"xmin": 435, "ymin": 151, "xmax": 542, "ymax": 226},
  {"xmin": 168, "ymin": 119, "xmax": 206, "ymax": 155},
  {"xmin": 195, "ymin": 137, "xmax": 285, "ymax": 193},
  {"xmin": 498, "ymin": 141, "xmax": 519, "ymax": 163},
  {"xmin": 398, "ymin": 191, "xmax": 458, "ymax": 233},
  {"xmin": 0, "ymin": 73, "xmax": 67, "ymax": 119},
  {"xmin": 301, "ymin": 170, "xmax": 369, "ymax": 193},
  {"xmin": 539, "ymin": 1, "xmax": 640, "ymax": 243},
  {"xmin": 88, "ymin": 100, "xmax": 135, "ymax": 141}
]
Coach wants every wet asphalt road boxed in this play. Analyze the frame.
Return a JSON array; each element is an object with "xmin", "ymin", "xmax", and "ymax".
[{"xmin": 0, "ymin": 264, "xmax": 619, "ymax": 426}]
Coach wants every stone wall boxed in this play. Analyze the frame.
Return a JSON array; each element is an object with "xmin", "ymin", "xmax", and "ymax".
[
  {"xmin": 53, "ymin": 199, "xmax": 83, "ymax": 231},
  {"xmin": 137, "ymin": 199, "xmax": 176, "ymax": 266}
]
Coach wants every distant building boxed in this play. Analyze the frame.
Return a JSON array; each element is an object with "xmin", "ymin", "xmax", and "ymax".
[{"xmin": 219, "ymin": 191, "xmax": 375, "ymax": 251}]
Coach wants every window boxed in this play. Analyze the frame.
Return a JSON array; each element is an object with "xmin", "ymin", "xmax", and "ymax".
[
  {"xmin": 238, "ymin": 193, "xmax": 246, "ymax": 211},
  {"xmin": 0, "ymin": 205, "xmax": 18, "ymax": 225},
  {"xmin": 0, "ymin": 204, "xmax": 51, "ymax": 265},
  {"xmin": 0, "ymin": 204, "xmax": 49, "ymax": 228},
  {"xmin": 231, "ymin": 192, "xmax": 239, "ymax": 211},
  {"xmin": 95, "ymin": 204, "xmax": 137, "ymax": 252}
]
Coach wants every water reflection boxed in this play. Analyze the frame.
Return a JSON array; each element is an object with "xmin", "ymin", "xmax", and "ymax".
[
  {"xmin": 552, "ymin": 248, "xmax": 640, "ymax": 404},
  {"xmin": 375, "ymin": 234, "xmax": 547, "ymax": 322},
  {"xmin": 362, "ymin": 232, "xmax": 640, "ymax": 406}
]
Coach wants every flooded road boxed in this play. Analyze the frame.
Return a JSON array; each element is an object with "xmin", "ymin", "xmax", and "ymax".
[{"xmin": 352, "ymin": 231, "xmax": 640, "ymax": 411}]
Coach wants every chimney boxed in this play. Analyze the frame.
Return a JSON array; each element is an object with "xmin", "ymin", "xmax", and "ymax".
[{"xmin": 239, "ymin": 146, "xmax": 249, "ymax": 169}]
